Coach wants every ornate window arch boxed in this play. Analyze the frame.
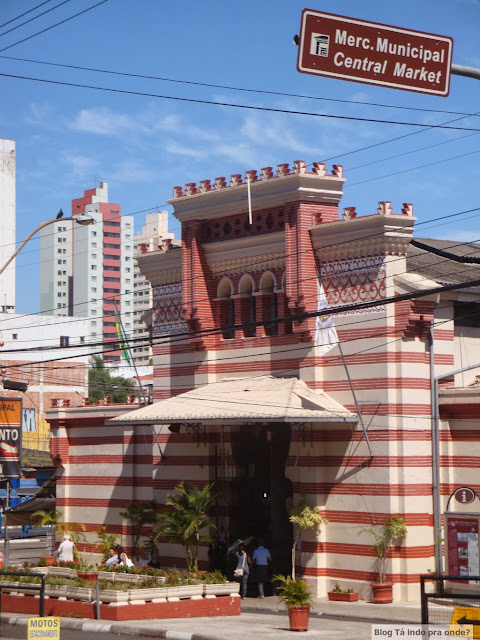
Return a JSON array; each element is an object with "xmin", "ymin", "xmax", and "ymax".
[
  {"xmin": 237, "ymin": 273, "xmax": 256, "ymax": 337},
  {"xmin": 259, "ymin": 271, "xmax": 278, "ymax": 336},
  {"xmin": 216, "ymin": 277, "xmax": 235, "ymax": 339}
]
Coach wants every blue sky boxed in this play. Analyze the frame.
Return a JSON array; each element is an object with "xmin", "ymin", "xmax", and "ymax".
[{"xmin": 1, "ymin": 0, "xmax": 480, "ymax": 314}]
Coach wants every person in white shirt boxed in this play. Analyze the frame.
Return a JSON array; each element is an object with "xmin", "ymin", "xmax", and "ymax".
[
  {"xmin": 57, "ymin": 534, "xmax": 75, "ymax": 563},
  {"xmin": 105, "ymin": 546, "xmax": 118, "ymax": 567},
  {"xmin": 116, "ymin": 545, "xmax": 134, "ymax": 568}
]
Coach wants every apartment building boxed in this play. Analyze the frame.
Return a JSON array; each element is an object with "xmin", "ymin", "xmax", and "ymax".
[{"xmin": 40, "ymin": 182, "xmax": 134, "ymax": 364}]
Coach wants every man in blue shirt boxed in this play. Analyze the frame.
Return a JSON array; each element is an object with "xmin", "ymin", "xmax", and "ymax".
[{"xmin": 252, "ymin": 539, "xmax": 271, "ymax": 598}]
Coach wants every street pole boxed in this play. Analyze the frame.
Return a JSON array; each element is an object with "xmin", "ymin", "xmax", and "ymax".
[
  {"xmin": 451, "ymin": 64, "xmax": 480, "ymax": 81},
  {"xmin": 0, "ymin": 213, "xmax": 94, "ymax": 278}
]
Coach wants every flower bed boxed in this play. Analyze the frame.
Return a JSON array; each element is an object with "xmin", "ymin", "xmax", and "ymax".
[{"xmin": 0, "ymin": 566, "xmax": 240, "ymax": 620}]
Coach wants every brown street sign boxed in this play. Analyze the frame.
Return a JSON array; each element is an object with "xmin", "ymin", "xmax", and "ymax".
[{"xmin": 297, "ymin": 9, "xmax": 453, "ymax": 96}]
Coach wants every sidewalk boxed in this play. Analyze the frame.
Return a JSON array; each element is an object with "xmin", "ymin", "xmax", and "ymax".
[{"xmin": 0, "ymin": 595, "xmax": 422, "ymax": 640}]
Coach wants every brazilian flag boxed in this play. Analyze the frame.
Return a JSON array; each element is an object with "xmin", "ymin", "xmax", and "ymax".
[{"xmin": 114, "ymin": 306, "xmax": 131, "ymax": 365}]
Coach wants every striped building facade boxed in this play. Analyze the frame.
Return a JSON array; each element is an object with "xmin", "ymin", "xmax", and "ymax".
[{"xmin": 47, "ymin": 160, "xmax": 480, "ymax": 601}]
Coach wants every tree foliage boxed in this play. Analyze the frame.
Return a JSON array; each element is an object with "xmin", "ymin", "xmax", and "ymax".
[
  {"xmin": 120, "ymin": 500, "xmax": 158, "ymax": 560},
  {"xmin": 360, "ymin": 516, "xmax": 407, "ymax": 583},
  {"xmin": 88, "ymin": 356, "xmax": 135, "ymax": 404},
  {"xmin": 287, "ymin": 499, "xmax": 328, "ymax": 580},
  {"xmin": 155, "ymin": 481, "xmax": 218, "ymax": 572},
  {"xmin": 96, "ymin": 525, "xmax": 120, "ymax": 561}
]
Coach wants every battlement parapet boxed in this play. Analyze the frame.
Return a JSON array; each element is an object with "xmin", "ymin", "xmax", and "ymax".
[{"xmin": 172, "ymin": 160, "xmax": 344, "ymax": 198}]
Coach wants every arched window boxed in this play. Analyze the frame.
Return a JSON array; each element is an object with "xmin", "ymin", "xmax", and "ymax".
[
  {"xmin": 238, "ymin": 274, "xmax": 256, "ymax": 338},
  {"xmin": 281, "ymin": 272, "xmax": 292, "ymax": 334},
  {"xmin": 217, "ymin": 277, "xmax": 235, "ymax": 339},
  {"xmin": 259, "ymin": 272, "xmax": 278, "ymax": 336}
]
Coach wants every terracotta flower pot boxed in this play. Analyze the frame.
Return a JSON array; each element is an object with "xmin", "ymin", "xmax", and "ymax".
[
  {"xmin": 328, "ymin": 591, "xmax": 359, "ymax": 602},
  {"xmin": 288, "ymin": 605, "xmax": 310, "ymax": 631},
  {"xmin": 46, "ymin": 557, "xmax": 56, "ymax": 566},
  {"xmin": 78, "ymin": 572, "xmax": 99, "ymax": 583},
  {"xmin": 370, "ymin": 582, "xmax": 393, "ymax": 604}
]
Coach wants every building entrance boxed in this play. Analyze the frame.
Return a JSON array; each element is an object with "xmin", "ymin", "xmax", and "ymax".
[{"xmin": 228, "ymin": 423, "xmax": 293, "ymax": 577}]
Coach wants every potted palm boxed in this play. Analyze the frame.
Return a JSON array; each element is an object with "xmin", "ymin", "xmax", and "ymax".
[
  {"xmin": 360, "ymin": 515, "xmax": 407, "ymax": 603},
  {"xmin": 274, "ymin": 574, "xmax": 313, "ymax": 632}
]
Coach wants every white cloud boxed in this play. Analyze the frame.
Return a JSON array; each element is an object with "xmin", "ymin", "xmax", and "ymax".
[
  {"xmin": 62, "ymin": 153, "xmax": 98, "ymax": 180},
  {"xmin": 108, "ymin": 159, "xmax": 157, "ymax": 183},
  {"xmin": 165, "ymin": 141, "xmax": 205, "ymax": 158},
  {"xmin": 70, "ymin": 107, "xmax": 146, "ymax": 137}
]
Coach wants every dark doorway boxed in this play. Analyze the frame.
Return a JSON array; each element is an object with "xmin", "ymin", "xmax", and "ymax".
[{"xmin": 229, "ymin": 423, "xmax": 293, "ymax": 577}]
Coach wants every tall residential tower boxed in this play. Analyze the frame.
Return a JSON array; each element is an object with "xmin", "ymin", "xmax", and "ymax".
[{"xmin": 40, "ymin": 182, "xmax": 134, "ymax": 363}]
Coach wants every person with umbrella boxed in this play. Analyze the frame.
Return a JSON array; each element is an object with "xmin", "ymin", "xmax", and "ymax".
[{"xmin": 234, "ymin": 544, "xmax": 251, "ymax": 599}]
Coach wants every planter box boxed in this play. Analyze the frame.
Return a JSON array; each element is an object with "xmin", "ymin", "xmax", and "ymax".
[
  {"xmin": 203, "ymin": 582, "xmax": 240, "ymax": 597},
  {"xmin": 1, "ymin": 591, "xmax": 241, "ymax": 621},
  {"xmin": 99, "ymin": 590, "xmax": 129, "ymax": 603},
  {"xmin": 49, "ymin": 567, "xmax": 76, "ymax": 579},
  {"xmin": 45, "ymin": 585, "xmax": 68, "ymax": 598},
  {"xmin": 113, "ymin": 574, "xmax": 139, "ymax": 584},
  {"xmin": 328, "ymin": 591, "xmax": 359, "ymax": 602},
  {"xmin": 166, "ymin": 585, "xmax": 204, "ymax": 599},
  {"xmin": 97, "ymin": 571, "xmax": 115, "ymax": 582},
  {"xmin": 65, "ymin": 587, "xmax": 93, "ymax": 602}
]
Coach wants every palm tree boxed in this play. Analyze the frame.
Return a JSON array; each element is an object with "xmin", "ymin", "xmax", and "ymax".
[
  {"xmin": 155, "ymin": 482, "xmax": 218, "ymax": 572},
  {"xmin": 31, "ymin": 509, "xmax": 62, "ymax": 556},
  {"xmin": 120, "ymin": 500, "xmax": 158, "ymax": 560}
]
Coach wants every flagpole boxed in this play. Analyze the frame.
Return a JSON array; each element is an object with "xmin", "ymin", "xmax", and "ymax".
[{"xmin": 113, "ymin": 301, "xmax": 148, "ymax": 405}]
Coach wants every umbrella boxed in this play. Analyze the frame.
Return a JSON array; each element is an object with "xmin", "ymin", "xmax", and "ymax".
[{"xmin": 227, "ymin": 536, "xmax": 254, "ymax": 555}]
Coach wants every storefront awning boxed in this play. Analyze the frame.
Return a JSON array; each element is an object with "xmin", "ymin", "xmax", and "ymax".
[{"xmin": 108, "ymin": 376, "xmax": 356, "ymax": 425}]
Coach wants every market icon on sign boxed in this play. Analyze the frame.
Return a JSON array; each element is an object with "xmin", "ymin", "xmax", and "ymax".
[{"xmin": 311, "ymin": 33, "xmax": 329, "ymax": 57}]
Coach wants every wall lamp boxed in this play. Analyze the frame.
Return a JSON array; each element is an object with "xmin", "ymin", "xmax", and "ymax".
[{"xmin": 168, "ymin": 422, "xmax": 206, "ymax": 445}]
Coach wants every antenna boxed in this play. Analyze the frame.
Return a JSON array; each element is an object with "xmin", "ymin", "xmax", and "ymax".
[{"xmin": 246, "ymin": 176, "xmax": 253, "ymax": 225}]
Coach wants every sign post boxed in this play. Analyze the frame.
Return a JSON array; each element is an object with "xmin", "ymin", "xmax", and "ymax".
[
  {"xmin": 297, "ymin": 9, "xmax": 453, "ymax": 96},
  {"xmin": 27, "ymin": 617, "xmax": 60, "ymax": 640},
  {"xmin": 0, "ymin": 397, "xmax": 23, "ymax": 478}
]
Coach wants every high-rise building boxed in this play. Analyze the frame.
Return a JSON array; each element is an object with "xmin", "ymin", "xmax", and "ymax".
[
  {"xmin": 40, "ymin": 182, "xmax": 134, "ymax": 363},
  {"xmin": 132, "ymin": 211, "xmax": 176, "ymax": 367},
  {"xmin": 0, "ymin": 139, "xmax": 16, "ymax": 313}
]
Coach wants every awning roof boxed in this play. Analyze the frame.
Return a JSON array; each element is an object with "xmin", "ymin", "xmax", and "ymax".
[
  {"xmin": 108, "ymin": 376, "xmax": 356, "ymax": 425},
  {"xmin": 4, "ymin": 496, "xmax": 56, "ymax": 526}
]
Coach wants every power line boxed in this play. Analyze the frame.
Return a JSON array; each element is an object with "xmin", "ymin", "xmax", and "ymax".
[
  {"xmin": 347, "ymin": 132, "xmax": 479, "ymax": 173},
  {"xmin": 0, "ymin": 0, "xmax": 74, "ymax": 39},
  {"xmin": 4, "ymin": 270, "xmax": 480, "ymax": 370},
  {"xmin": 2, "ymin": 70, "xmax": 480, "ymax": 132},
  {"xmin": 0, "ymin": 0, "xmax": 55, "ymax": 30},
  {"xmin": 348, "ymin": 147, "xmax": 480, "ymax": 187},
  {"xmin": 3, "ymin": 204, "xmax": 480, "ymax": 339},
  {"xmin": 1, "ymin": 52, "xmax": 478, "ymax": 119},
  {"xmin": 0, "ymin": 0, "xmax": 110, "ymax": 53}
]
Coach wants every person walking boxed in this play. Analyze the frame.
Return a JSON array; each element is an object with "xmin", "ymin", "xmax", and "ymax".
[
  {"xmin": 57, "ymin": 534, "xmax": 75, "ymax": 563},
  {"xmin": 252, "ymin": 538, "xmax": 271, "ymax": 598},
  {"xmin": 234, "ymin": 544, "xmax": 250, "ymax": 599}
]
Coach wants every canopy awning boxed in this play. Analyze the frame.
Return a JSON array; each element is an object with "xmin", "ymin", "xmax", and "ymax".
[
  {"xmin": 4, "ymin": 496, "xmax": 56, "ymax": 526},
  {"xmin": 108, "ymin": 376, "xmax": 356, "ymax": 425}
]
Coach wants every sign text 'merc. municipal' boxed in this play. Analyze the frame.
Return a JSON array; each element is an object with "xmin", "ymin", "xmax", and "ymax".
[{"xmin": 297, "ymin": 10, "xmax": 453, "ymax": 96}]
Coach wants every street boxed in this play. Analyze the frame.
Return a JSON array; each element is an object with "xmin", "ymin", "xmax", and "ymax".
[{"xmin": 0, "ymin": 613, "xmax": 381, "ymax": 639}]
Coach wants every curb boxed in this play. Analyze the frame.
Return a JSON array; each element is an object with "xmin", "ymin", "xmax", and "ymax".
[
  {"xmin": 241, "ymin": 605, "xmax": 420, "ymax": 626},
  {"xmin": 1, "ymin": 614, "xmax": 224, "ymax": 640}
]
